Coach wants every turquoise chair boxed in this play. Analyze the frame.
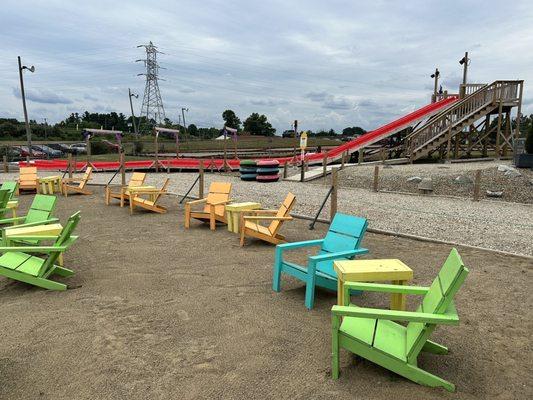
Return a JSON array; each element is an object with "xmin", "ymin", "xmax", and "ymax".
[{"xmin": 272, "ymin": 213, "xmax": 369, "ymax": 309}]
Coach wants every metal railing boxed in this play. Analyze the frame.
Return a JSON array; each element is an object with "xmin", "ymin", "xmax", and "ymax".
[{"xmin": 407, "ymin": 81, "xmax": 521, "ymax": 156}]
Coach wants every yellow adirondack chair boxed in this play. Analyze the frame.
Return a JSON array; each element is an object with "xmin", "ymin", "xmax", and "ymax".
[
  {"xmin": 129, "ymin": 178, "xmax": 170, "ymax": 214},
  {"xmin": 184, "ymin": 182, "xmax": 232, "ymax": 230},
  {"xmin": 17, "ymin": 167, "xmax": 39, "ymax": 194},
  {"xmin": 239, "ymin": 192, "xmax": 295, "ymax": 246},
  {"xmin": 61, "ymin": 166, "xmax": 93, "ymax": 197},
  {"xmin": 105, "ymin": 172, "xmax": 146, "ymax": 206}
]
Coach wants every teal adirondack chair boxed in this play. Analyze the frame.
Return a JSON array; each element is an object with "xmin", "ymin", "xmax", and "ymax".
[
  {"xmin": 273, "ymin": 213, "xmax": 369, "ymax": 309},
  {"xmin": 0, "ymin": 212, "xmax": 80, "ymax": 290},
  {"xmin": 331, "ymin": 248, "xmax": 469, "ymax": 392},
  {"xmin": 0, "ymin": 194, "xmax": 58, "ymax": 230}
]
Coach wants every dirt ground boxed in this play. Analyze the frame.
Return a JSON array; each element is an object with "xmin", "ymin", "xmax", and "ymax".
[{"xmin": 0, "ymin": 190, "xmax": 531, "ymax": 400}]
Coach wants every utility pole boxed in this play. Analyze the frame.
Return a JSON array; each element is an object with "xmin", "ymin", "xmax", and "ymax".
[
  {"xmin": 181, "ymin": 107, "xmax": 188, "ymax": 142},
  {"xmin": 459, "ymin": 51, "xmax": 469, "ymax": 98},
  {"xmin": 430, "ymin": 68, "xmax": 439, "ymax": 103},
  {"xmin": 18, "ymin": 56, "xmax": 35, "ymax": 158},
  {"xmin": 43, "ymin": 118, "xmax": 48, "ymax": 141},
  {"xmin": 136, "ymin": 42, "xmax": 166, "ymax": 130},
  {"xmin": 128, "ymin": 88, "xmax": 139, "ymax": 135}
]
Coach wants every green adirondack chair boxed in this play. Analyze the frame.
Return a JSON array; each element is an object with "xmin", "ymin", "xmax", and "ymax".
[
  {"xmin": 0, "ymin": 194, "xmax": 58, "ymax": 229},
  {"xmin": 331, "ymin": 248, "xmax": 469, "ymax": 392},
  {"xmin": 0, "ymin": 181, "xmax": 18, "ymax": 199},
  {"xmin": 0, "ymin": 212, "xmax": 80, "ymax": 290}
]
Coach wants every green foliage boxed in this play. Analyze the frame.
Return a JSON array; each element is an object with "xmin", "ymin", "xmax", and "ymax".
[
  {"xmin": 342, "ymin": 126, "xmax": 367, "ymax": 136},
  {"xmin": 222, "ymin": 110, "xmax": 241, "ymax": 130},
  {"xmin": 90, "ymin": 140, "xmax": 110, "ymax": 155},
  {"xmin": 188, "ymin": 124, "xmax": 198, "ymax": 136},
  {"xmin": 243, "ymin": 113, "xmax": 276, "ymax": 136},
  {"xmin": 133, "ymin": 140, "xmax": 144, "ymax": 155},
  {"xmin": 525, "ymin": 123, "xmax": 533, "ymax": 154}
]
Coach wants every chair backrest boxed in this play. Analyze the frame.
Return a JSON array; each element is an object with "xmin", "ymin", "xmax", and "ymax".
[
  {"xmin": 0, "ymin": 181, "xmax": 18, "ymax": 199},
  {"xmin": 204, "ymin": 182, "xmax": 232, "ymax": 216},
  {"xmin": 316, "ymin": 213, "xmax": 368, "ymax": 276},
  {"xmin": 19, "ymin": 167, "xmax": 38, "ymax": 185},
  {"xmin": 78, "ymin": 167, "xmax": 93, "ymax": 189},
  {"xmin": 0, "ymin": 189, "xmax": 10, "ymax": 208},
  {"xmin": 128, "ymin": 172, "xmax": 146, "ymax": 188},
  {"xmin": 24, "ymin": 194, "xmax": 57, "ymax": 224},
  {"xmin": 38, "ymin": 212, "xmax": 81, "ymax": 277},
  {"xmin": 153, "ymin": 178, "xmax": 170, "ymax": 203},
  {"xmin": 405, "ymin": 248, "xmax": 469, "ymax": 361},
  {"xmin": 268, "ymin": 192, "xmax": 296, "ymax": 235}
]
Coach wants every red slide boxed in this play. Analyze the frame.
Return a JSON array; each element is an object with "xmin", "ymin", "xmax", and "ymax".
[{"xmin": 21, "ymin": 97, "xmax": 457, "ymax": 172}]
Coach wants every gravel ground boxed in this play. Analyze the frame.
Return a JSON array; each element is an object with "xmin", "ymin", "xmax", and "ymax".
[
  {"xmin": 3, "ymin": 170, "xmax": 532, "ymax": 257},
  {"xmin": 1, "ymin": 193, "xmax": 531, "ymax": 399},
  {"xmin": 333, "ymin": 160, "xmax": 533, "ymax": 204}
]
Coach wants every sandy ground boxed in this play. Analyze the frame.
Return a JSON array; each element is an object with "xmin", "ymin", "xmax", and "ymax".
[{"xmin": 0, "ymin": 191, "xmax": 531, "ymax": 399}]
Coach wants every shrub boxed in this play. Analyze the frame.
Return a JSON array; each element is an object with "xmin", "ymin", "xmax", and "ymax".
[{"xmin": 525, "ymin": 123, "xmax": 533, "ymax": 154}]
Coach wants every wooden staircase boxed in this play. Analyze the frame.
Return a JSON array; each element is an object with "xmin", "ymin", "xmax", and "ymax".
[{"xmin": 406, "ymin": 81, "xmax": 522, "ymax": 161}]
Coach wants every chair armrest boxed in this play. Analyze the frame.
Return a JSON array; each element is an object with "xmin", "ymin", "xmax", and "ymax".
[
  {"xmin": 276, "ymin": 239, "xmax": 325, "ymax": 251},
  {"xmin": 331, "ymin": 305, "xmax": 459, "ymax": 325},
  {"xmin": 7, "ymin": 235, "xmax": 60, "ymax": 241},
  {"xmin": 343, "ymin": 281, "xmax": 429, "ymax": 295},
  {"xmin": 244, "ymin": 209, "xmax": 278, "ymax": 215},
  {"xmin": 62, "ymin": 178, "xmax": 83, "ymax": 183},
  {"xmin": 5, "ymin": 218, "xmax": 60, "ymax": 229},
  {"xmin": 0, "ymin": 245, "xmax": 69, "ymax": 253},
  {"xmin": 210, "ymin": 199, "xmax": 232, "ymax": 206},
  {"xmin": 186, "ymin": 198, "xmax": 207, "ymax": 206},
  {"xmin": 309, "ymin": 248, "xmax": 368, "ymax": 263},
  {"xmin": 242, "ymin": 216, "xmax": 292, "ymax": 221},
  {"xmin": 0, "ymin": 216, "xmax": 25, "ymax": 225}
]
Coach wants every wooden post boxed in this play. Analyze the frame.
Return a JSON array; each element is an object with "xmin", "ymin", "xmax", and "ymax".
[
  {"xmin": 3, "ymin": 155, "xmax": 7, "ymax": 173},
  {"xmin": 119, "ymin": 151, "xmax": 126, "ymax": 185},
  {"xmin": 300, "ymin": 159, "xmax": 305, "ymax": 182},
  {"xmin": 514, "ymin": 81, "xmax": 523, "ymax": 141},
  {"xmin": 341, "ymin": 152, "xmax": 346, "ymax": 169},
  {"xmin": 373, "ymin": 165, "xmax": 379, "ymax": 192},
  {"xmin": 454, "ymin": 131, "xmax": 460, "ymax": 159},
  {"xmin": 502, "ymin": 111, "xmax": 511, "ymax": 157},
  {"xmin": 86, "ymin": 139, "xmax": 91, "ymax": 163},
  {"xmin": 495, "ymin": 100, "xmax": 503, "ymax": 158},
  {"xmin": 473, "ymin": 170, "xmax": 481, "ymax": 201},
  {"xmin": 380, "ymin": 148, "xmax": 385, "ymax": 164},
  {"xmin": 210, "ymin": 157, "xmax": 214, "ymax": 173},
  {"xmin": 330, "ymin": 168, "xmax": 338, "ymax": 221},
  {"xmin": 445, "ymin": 129, "xmax": 452, "ymax": 161},
  {"xmin": 67, "ymin": 153, "xmax": 73, "ymax": 178},
  {"xmin": 322, "ymin": 156, "xmax": 327, "ymax": 184},
  {"xmin": 199, "ymin": 161, "xmax": 205, "ymax": 198},
  {"xmin": 283, "ymin": 161, "xmax": 288, "ymax": 179},
  {"xmin": 358, "ymin": 148, "xmax": 363, "ymax": 165},
  {"xmin": 483, "ymin": 115, "xmax": 490, "ymax": 157},
  {"xmin": 154, "ymin": 132, "xmax": 159, "ymax": 172}
]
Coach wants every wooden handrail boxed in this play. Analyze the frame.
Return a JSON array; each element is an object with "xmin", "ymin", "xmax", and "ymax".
[{"xmin": 407, "ymin": 80, "xmax": 521, "ymax": 156}]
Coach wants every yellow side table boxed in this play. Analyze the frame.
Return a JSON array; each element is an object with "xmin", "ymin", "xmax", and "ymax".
[
  {"xmin": 39, "ymin": 176, "xmax": 62, "ymax": 194},
  {"xmin": 334, "ymin": 259, "xmax": 413, "ymax": 311},
  {"xmin": 226, "ymin": 202, "xmax": 261, "ymax": 233}
]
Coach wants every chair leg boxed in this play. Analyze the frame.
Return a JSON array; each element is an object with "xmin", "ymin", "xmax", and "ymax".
[
  {"xmin": 304, "ymin": 272, "xmax": 317, "ymax": 309},
  {"xmin": 272, "ymin": 250, "xmax": 283, "ymax": 292},
  {"xmin": 422, "ymin": 340, "xmax": 449, "ymax": 355},
  {"xmin": 240, "ymin": 227, "xmax": 246, "ymax": 246},
  {"xmin": 209, "ymin": 208, "xmax": 216, "ymax": 231},
  {"xmin": 331, "ymin": 315, "xmax": 341, "ymax": 379},
  {"xmin": 184, "ymin": 204, "xmax": 190, "ymax": 229},
  {"xmin": 58, "ymin": 253, "xmax": 64, "ymax": 267}
]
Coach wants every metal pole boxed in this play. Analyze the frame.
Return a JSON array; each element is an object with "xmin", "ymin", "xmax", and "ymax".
[
  {"xmin": 283, "ymin": 161, "xmax": 288, "ymax": 178},
  {"xmin": 67, "ymin": 153, "xmax": 73, "ymax": 178},
  {"xmin": 330, "ymin": 168, "xmax": 338, "ymax": 221},
  {"xmin": 199, "ymin": 161, "xmax": 204, "ymax": 198},
  {"xmin": 128, "ymin": 88, "xmax": 138, "ymax": 135},
  {"xmin": 3, "ymin": 155, "xmax": 8, "ymax": 173},
  {"xmin": 432, "ymin": 68, "xmax": 439, "ymax": 103},
  {"xmin": 462, "ymin": 51, "xmax": 468, "ymax": 86},
  {"xmin": 154, "ymin": 130, "xmax": 159, "ymax": 172},
  {"xmin": 473, "ymin": 170, "xmax": 481, "ymax": 201},
  {"xmin": 120, "ymin": 151, "xmax": 126, "ymax": 185},
  {"xmin": 18, "ymin": 56, "xmax": 33, "ymax": 157},
  {"xmin": 373, "ymin": 165, "xmax": 379, "ymax": 192}
]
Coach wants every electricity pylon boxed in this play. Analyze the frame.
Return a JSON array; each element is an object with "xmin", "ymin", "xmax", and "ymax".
[{"xmin": 136, "ymin": 41, "xmax": 166, "ymax": 131}]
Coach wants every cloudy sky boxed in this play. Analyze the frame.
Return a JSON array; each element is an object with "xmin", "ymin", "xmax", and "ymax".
[{"xmin": 1, "ymin": 0, "xmax": 532, "ymax": 133}]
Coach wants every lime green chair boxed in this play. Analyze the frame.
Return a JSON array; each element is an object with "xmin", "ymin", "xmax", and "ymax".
[
  {"xmin": 0, "ymin": 194, "xmax": 57, "ymax": 229},
  {"xmin": 331, "ymin": 248, "xmax": 469, "ymax": 392},
  {"xmin": 0, "ymin": 212, "xmax": 80, "ymax": 290}
]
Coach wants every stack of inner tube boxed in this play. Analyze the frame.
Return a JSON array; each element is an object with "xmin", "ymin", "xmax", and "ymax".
[
  {"xmin": 256, "ymin": 160, "xmax": 280, "ymax": 182},
  {"xmin": 239, "ymin": 160, "xmax": 257, "ymax": 181}
]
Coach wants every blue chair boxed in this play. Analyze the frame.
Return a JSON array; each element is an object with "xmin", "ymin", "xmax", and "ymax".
[{"xmin": 272, "ymin": 213, "xmax": 369, "ymax": 309}]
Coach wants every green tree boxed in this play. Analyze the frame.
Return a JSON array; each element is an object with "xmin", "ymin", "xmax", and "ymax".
[
  {"xmin": 188, "ymin": 124, "xmax": 198, "ymax": 136},
  {"xmin": 243, "ymin": 113, "xmax": 276, "ymax": 136},
  {"xmin": 342, "ymin": 126, "xmax": 366, "ymax": 136},
  {"xmin": 525, "ymin": 123, "xmax": 533, "ymax": 154},
  {"xmin": 222, "ymin": 110, "xmax": 241, "ymax": 130}
]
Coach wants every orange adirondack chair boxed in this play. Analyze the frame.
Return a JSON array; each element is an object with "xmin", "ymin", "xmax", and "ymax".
[
  {"xmin": 184, "ymin": 182, "xmax": 232, "ymax": 230},
  {"xmin": 129, "ymin": 178, "xmax": 170, "ymax": 214},
  {"xmin": 105, "ymin": 172, "xmax": 146, "ymax": 206},
  {"xmin": 240, "ymin": 193, "xmax": 295, "ymax": 246},
  {"xmin": 17, "ymin": 167, "xmax": 39, "ymax": 194},
  {"xmin": 61, "ymin": 167, "xmax": 93, "ymax": 197}
]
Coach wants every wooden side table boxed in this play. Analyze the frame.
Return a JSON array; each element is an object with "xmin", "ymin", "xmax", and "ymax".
[
  {"xmin": 225, "ymin": 202, "xmax": 261, "ymax": 233},
  {"xmin": 39, "ymin": 176, "xmax": 62, "ymax": 194},
  {"xmin": 334, "ymin": 259, "xmax": 413, "ymax": 311}
]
